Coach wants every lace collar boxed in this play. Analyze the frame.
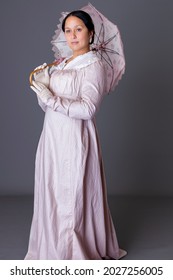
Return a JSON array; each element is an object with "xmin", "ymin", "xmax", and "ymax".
[{"xmin": 50, "ymin": 51, "xmax": 100, "ymax": 73}]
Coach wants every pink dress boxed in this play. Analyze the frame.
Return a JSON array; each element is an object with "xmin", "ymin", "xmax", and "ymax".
[{"xmin": 25, "ymin": 51, "xmax": 126, "ymax": 259}]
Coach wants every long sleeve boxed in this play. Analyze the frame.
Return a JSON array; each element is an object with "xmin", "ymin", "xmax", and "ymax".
[
  {"xmin": 47, "ymin": 61, "xmax": 106, "ymax": 120},
  {"xmin": 37, "ymin": 95, "xmax": 47, "ymax": 112}
]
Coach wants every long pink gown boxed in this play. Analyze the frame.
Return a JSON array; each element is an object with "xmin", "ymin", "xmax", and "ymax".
[{"xmin": 25, "ymin": 51, "xmax": 126, "ymax": 259}]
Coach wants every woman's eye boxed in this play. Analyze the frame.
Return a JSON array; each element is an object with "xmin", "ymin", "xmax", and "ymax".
[
  {"xmin": 77, "ymin": 28, "xmax": 82, "ymax": 32},
  {"xmin": 65, "ymin": 30, "xmax": 70, "ymax": 33}
]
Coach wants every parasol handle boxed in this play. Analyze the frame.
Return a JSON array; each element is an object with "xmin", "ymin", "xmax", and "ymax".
[{"xmin": 29, "ymin": 61, "xmax": 60, "ymax": 86}]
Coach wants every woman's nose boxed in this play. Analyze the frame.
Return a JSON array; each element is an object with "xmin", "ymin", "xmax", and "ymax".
[{"xmin": 72, "ymin": 30, "xmax": 77, "ymax": 38}]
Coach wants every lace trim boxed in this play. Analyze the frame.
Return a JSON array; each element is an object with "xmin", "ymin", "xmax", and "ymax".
[{"xmin": 50, "ymin": 51, "xmax": 101, "ymax": 73}]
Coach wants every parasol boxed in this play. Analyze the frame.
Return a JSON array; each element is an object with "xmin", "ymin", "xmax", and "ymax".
[{"xmin": 51, "ymin": 2, "xmax": 125, "ymax": 93}]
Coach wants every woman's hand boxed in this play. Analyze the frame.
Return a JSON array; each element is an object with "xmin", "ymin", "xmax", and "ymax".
[
  {"xmin": 33, "ymin": 63, "xmax": 50, "ymax": 87},
  {"xmin": 30, "ymin": 81, "xmax": 53, "ymax": 103}
]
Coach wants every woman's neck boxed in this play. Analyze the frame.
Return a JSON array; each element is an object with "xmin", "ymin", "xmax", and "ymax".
[
  {"xmin": 72, "ymin": 48, "xmax": 90, "ymax": 59},
  {"xmin": 66, "ymin": 49, "xmax": 91, "ymax": 64}
]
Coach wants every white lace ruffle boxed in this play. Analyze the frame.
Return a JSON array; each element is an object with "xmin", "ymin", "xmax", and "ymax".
[{"xmin": 49, "ymin": 51, "xmax": 100, "ymax": 74}]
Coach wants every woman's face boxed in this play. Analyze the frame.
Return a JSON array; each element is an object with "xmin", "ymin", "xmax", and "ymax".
[{"xmin": 64, "ymin": 16, "xmax": 92, "ymax": 56}]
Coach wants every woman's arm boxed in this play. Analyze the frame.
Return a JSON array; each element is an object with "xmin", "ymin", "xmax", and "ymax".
[
  {"xmin": 32, "ymin": 61, "xmax": 106, "ymax": 120},
  {"xmin": 37, "ymin": 95, "xmax": 47, "ymax": 112}
]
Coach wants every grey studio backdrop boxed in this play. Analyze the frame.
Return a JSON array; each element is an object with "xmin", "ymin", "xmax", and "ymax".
[{"xmin": 0, "ymin": 0, "xmax": 173, "ymax": 196}]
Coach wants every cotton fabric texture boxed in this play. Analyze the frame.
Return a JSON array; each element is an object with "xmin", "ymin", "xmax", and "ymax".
[{"xmin": 25, "ymin": 51, "xmax": 126, "ymax": 260}]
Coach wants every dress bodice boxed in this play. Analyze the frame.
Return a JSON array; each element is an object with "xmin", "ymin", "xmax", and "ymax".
[{"xmin": 49, "ymin": 51, "xmax": 105, "ymax": 100}]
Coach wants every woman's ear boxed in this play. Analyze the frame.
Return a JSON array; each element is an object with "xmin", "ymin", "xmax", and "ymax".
[
  {"xmin": 89, "ymin": 31, "xmax": 94, "ymax": 38},
  {"xmin": 89, "ymin": 31, "xmax": 94, "ymax": 44}
]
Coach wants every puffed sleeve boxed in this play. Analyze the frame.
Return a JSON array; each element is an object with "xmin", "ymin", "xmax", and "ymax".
[{"xmin": 46, "ymin": 61, "xmax": 106, "ymax": 120}]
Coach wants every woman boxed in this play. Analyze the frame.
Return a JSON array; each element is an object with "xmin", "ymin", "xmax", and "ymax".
[{"xmin": 25, "ymin": 10, "xmax": 126, "ymax": 260}]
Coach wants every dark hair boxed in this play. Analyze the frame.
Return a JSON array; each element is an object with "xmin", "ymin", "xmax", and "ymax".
[{"xmin": 62, "ymin": 10, "xmax": 95, "ymax": 44}]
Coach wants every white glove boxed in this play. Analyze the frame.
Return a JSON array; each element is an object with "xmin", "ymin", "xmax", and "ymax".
[
  {"xmin": 33, "ymin": 63, "xmax": 50, "ymax": 87},
  {"xmin": 30, "ymin": 81, "xmax": 53, "ymax": 103}
]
